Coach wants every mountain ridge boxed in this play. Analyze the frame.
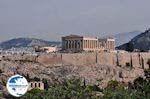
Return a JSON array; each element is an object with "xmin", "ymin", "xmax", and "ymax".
[
  {"xmin": 0, "ymin": 37, "xmax": 61, "ymax": 49},
  {"xmin": 117, "ymin": 29, "xmax": 150, "ymax": 51},
  {"xmin": 114, "ymin": 30, "xmax": 141, "ymax": 46}
]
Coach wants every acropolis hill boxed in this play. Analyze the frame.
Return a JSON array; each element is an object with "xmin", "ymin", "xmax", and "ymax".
[
  {"xmin": 0, "ymin": 51, "xmax": 149, "ymax": 90},
  {"xmin": 0, "ymin": 33, "xmax": 150, "ymax": 91}
]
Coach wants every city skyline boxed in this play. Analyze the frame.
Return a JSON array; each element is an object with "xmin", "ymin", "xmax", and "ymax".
[{"xmin": 0, "ymin": 0, "xmax": 150, "ymax": 41}]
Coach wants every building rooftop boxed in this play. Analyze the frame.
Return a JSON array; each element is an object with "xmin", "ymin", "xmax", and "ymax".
[{"xmin": 62, "ymin": 34, "xmax": 83, "ymax": 38}]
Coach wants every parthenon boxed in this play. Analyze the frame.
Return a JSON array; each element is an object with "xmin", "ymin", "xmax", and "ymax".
[{"xmin": 62, "ymin": 35, "xmax": 115, "ymax": 52}]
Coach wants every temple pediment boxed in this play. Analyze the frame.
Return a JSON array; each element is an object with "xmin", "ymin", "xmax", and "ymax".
[{"xmin": 63, "ymin": 34, "xmax": 83, "ymax": 38}]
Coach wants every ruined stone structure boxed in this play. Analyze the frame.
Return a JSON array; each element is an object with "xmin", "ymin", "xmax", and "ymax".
[
  {"xmin": 62, "ymin": 35, "xmax": 115, "ymax": 52},
  {"xmin": 28, "ymin": 81, "xmax": 44, "ymax": 90}
]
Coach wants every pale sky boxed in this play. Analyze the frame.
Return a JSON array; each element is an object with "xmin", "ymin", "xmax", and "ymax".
[{"xmin": 0, "ymin": 0, "xmax": 150, "ymax": 41}]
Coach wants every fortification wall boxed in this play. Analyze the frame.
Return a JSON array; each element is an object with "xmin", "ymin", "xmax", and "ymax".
[
  {"xmin": 97, "ymin": 52, "xmax": 116, "ymax": 65},
  {"xmin": 37, "ymin": 53, "xmax": 62, "ymax": 66},
  {"xmin": 62, "ymin": 53, "xmax": 96, "ymax": 65},
  {"xmin": 1, "ymin": 52, "xmax": 150, "ymax": 69},
  {"xmin": 36, "ymin": 52, "xmax": 150, "ymax": 69}
]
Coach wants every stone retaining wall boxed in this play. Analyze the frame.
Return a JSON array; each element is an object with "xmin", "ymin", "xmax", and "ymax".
[{"xmin": 1, "ymin": 52, "xmax": 150, "ymax": 69}]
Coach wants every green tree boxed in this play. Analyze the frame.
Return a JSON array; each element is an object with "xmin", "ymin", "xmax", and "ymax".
[
  {"xmin": 103, "ymin": 80, "xmax": 135, "ymax": 99},
  {"xmin": 0, "ymin": 69, "xmax": 2, "ymax": 74},
  {"xmin": 126, "ymin": 62, "xmax": 130, "ymax": 67},
  {"xmin": 142, "ymin": 57, "xmax": 145, "ymax": 69},
  {"xmin": 132, "ymin": 77, "xmax": 150, "ymax": 98},
  {"xmin": 18, "ymin": 78, "xmax": 100, "ymax": 99},
  {"xmin": 147, "ymin": 59, "xmax": 150, "ymax": 68},
  {"xmin": 130, "ymin": 55, "xmax": 133, "ymax": 69},
  {"xmin": 0, "ymin": 92, "xmax": 3, "ymax": 97},
  {"xmin": 144, "ymin": 69, "xmax": 150, "ymax": 79},
  {"xmin": 116, "ymin": 54, "xmax": 120, "ymax": 67},
  {"xmin": 21, "ymin": 88, "xmax": 44, "ymax": 99},
  {"xmin": 126, "ymin": 43, "xmax": 134, "ymax": 52}
]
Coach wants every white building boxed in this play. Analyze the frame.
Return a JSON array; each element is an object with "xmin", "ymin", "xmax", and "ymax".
[{"xmin": 40, "ymin": 46, "xmax": 59, "ymax": 53}]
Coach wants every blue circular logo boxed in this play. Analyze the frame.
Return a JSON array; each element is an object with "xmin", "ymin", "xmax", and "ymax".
[{"xmin": 6, "ymin": 74, "xmax": 29, "ymax": 97}]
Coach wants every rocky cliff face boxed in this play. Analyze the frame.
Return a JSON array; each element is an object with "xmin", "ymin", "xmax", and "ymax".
[
  {"xmin": 0, "ymin": 53, "xmax": 145, "ymax": 93},
  {"xmin": 117, "ymin": 29, "xmax": 150, "ymax": 51}
]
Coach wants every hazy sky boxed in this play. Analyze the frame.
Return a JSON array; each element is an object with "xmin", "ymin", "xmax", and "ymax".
[{"xmin": 0, "ymin": 0, "xmax": 150, "ymax": 41}]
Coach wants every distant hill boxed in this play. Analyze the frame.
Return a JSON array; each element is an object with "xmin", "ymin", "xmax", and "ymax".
[
  {"xmin": 0, "ymin": 38, "xmax": 61, "ymax": 49},
  {"xmin": 114, "ymin": 31, "xmax": 141, "ymax": 46},
  {"xmin": 117, "ymin": 29, "xmax": 150, "ymax": 51}
]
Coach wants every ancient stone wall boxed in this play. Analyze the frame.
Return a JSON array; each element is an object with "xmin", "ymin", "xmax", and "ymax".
[
  {"xmin": 62, "ymin": 53, "xmax": 96, "ymax": 66},
  {"xmin": 37, "ymin": 52, "xmax": 150, "ymax": 69},
  {"xmin": 97, "ymin": 52, "xmax": 116, "ymax": 65},
  {"xmin": 37, "ymin": 53, "xmax": 62, "ymax": 66},
  {"xmin": 1, "ymin": 52, "xmax": 150, "ymax": 69},
  {"xmin": 0, "ymin": 55, "xmax": 37, "ymax": 62}
]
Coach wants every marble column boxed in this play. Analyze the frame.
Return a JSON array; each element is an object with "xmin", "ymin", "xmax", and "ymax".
[
  {"xmin": 65, "ymin": 41, "xmax": 67, "ymax": 49},
  {"xmin": 86, "ymin": 40, "xmax": 88, "ymax": 48},
  {"xmin": 85, "ymin": 40, "xmax": 86, "ymax": 49},
  {"xmin": 91, "ymin": 40, "xmax": 92, "ymax": 48},
  {"xmin": 74, "ymin": 40, "xmax": 75, "ymax": 49},
  {"xmin": 67, "ymin": 40, "xmax": 69, "ymax": 49},
  {"xmin": 69, "ymin": 40, "xmax": 72, "ymax": 49},
  {"xmin": 84, "ymin": 40, "xmax": 86, "ymax": 48},
  {"xmin": 79, "ymin": 40, "xmax": 81, "ymax": 49},
  {"xmin": 88, "ymin": 40, "xmax": 90, "ymax": 48},
  {"xmin": 87, "ymin": 40, "xmax": 88, "ymax": 48},
  {"xmin": 89, "ymin": 40, "xmax": 90, "ymax": 48}
]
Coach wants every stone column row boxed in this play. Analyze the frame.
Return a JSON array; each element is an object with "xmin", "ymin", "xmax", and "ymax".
[
  {"xmin": 105, "ymin": 41, "xmax": 115, "ymax": 50},
  {"xmin": 65, "ymin": 40, "xmax": 82, "ymax": 50},
  {"xmin": 83, "ymin": 40, "xmax": 98, "ymax": 49}
]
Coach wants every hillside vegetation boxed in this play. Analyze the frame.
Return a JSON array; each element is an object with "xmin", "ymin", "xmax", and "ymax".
[{"xmin": 118, "ymin": 29, "xmax": 150, "ymax": 51}]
